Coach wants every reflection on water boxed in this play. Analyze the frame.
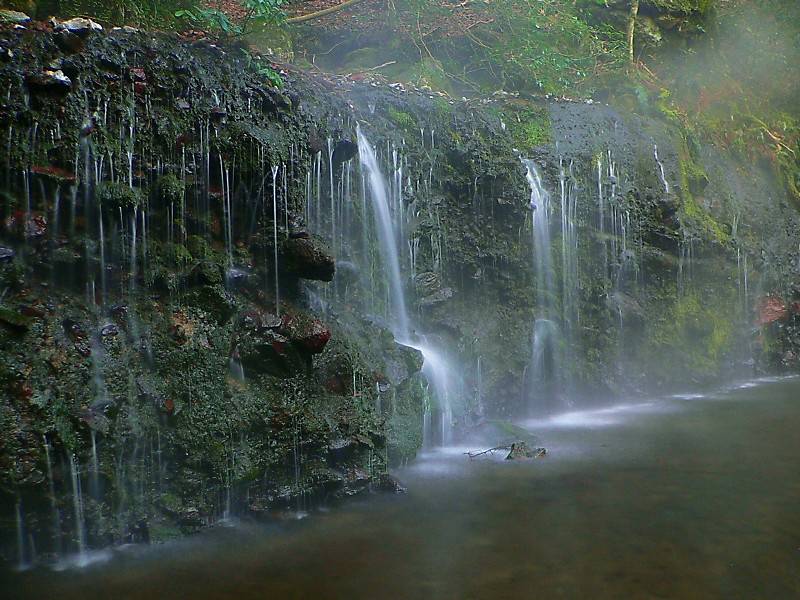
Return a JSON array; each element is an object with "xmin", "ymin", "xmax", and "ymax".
[{"xmin": 4, "ymin": 378, "xmax": 800, "ymax": 599}]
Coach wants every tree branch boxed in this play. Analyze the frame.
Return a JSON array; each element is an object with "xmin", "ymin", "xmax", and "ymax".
[
  {"xmin": 627, "ymin": 0, "xmax": 639, "ymax": 64},
  {"xmin": 465, "ymin": 445, "xmax": 511, "ymax": 459},
  {"xmin": 286, "ymin": 0, "xmax": 369, "ymax": 24}
]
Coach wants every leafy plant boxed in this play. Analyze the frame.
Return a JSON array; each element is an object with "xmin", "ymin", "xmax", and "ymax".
[
  {"xmin": 240, "ymin": 48, "xmax": 284, "ymax": 88},
  {"xmin": 257, "ymin": 64, "xmax": 284, "ymax": 88},
  {"xmin": 175, "ymin": 6, "xmax": 239, "ymax": 32},
  {"xmin": 175, "ymin": 0, "xmax": 286, "ymax": 36}
]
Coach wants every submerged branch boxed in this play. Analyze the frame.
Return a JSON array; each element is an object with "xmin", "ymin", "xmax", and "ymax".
[{"xmin": 465, "ymin": 445, "xmax": 511, "ymax": 458}]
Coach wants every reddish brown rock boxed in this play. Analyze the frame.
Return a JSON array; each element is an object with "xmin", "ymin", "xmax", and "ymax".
[
  {"xmin": 756, "ymin": 296, "xmax": 788, "ymax": 326},
  {"xmin": 279, "ymin": 313, "xmax": 331, "ymax": 354}
]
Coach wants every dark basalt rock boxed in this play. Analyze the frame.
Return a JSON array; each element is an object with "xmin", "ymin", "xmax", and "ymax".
[
  {"xmin": 100, "ymin": 323, "xmax": 119, "ymax": 337},
  {"xmin": 375, "ymin": 473, "xmax": 407, "ymax": 494},
  {"xmin": 236, "ymin": 328, "xmax": 307, "ymax": 377},
  {"xmin": 414, "ymin": 271, "xmax": 441, "ymax": 296},
  {"xmin": 281, "ymin": 236, "xmax": 335, "ymax": 282},
  {"xmin": 383, "ymin": 342, "xmax": 424, "ymax": 387},
  {"xmin": 55, "ymin": 30, "xmax": 84, "ymax": 53},
  {"xmin": 418, "ymin": 287, "xmax": 454, "ymax": 307},
  {"xmin": 332, "ymin": 139, "xmax": 358, "ymax": 169}
]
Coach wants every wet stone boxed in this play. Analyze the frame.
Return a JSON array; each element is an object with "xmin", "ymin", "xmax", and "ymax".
[
  {"xmin": 332, "ymin": 139, "xmax": 358, "ymax": 169},
  {"xmin": 100, "ymin": 324, "xmax": 119, "ymax": 337},
  {"xmin": 0, "ymin": 246, "xmax": 15, "ymax": 262},
  {"xmin": 281, "ymin": 236, "xmax": 335, "ymax": 282},
  {"xmin": 279, "ymin": 313, "xmax": 332, "ymax": 355},
  {"xmin": 26, "ymin": 70, "xmax": 72, "ymax": 93},
  {"xmin": 54, "ymin": 17, "xmax": 103, "ymax": 37},
  {"xmin": 0, "ymin": 10, "xmax": 30, "ymax": 24},
  {"xmin": 55, "ymin": 30, "xmax": 84, "ymax": 53}
]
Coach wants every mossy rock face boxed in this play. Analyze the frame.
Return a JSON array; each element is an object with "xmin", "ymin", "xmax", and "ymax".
[
  {"xmin": 183, "ymin": 285, "xmax": 238, "ymax": 324},
  {"xmin": 0, "ymin": 20, "xmax": 797, "ymax": 556}
]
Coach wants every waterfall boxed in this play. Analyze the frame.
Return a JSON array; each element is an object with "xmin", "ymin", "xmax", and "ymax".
[
  {"xmin": 523, "ymin": 159, "xmax": 561, "ymax": 413},
  {"xmin": 417, "ymin": 342, "xmax": 453, "ymax": 446},
  {"xmin": 15, "ymin": 499, "xmax": 29, "ymax": 571},
  {"xmin": 43, "ymin": 436, "xmax": 62, "ymax": 556},
  {"xmin": 475, "ymin": 356, "xmax": 484, "ymax": 418},
  {"xmin": 654, "ymin": 144, "xmax": 670, "ymax": 194},
  {"xmin": 69, "ymin": 454, "xmax": 87, "ymax": 562},
  {"xmin": 90, "ymin": 430, "xmax": 100, "ymax": 500},
  {"xmin": 357, "ymin": 126, "xmax": 410, "ymax": 338},
  {"xmin": 559, "ymin": 159, "xmax": 579, "ymax": 343},
  {"xmin": 357, "ymin": 126, "xmax": 456, "ymax": 446},
  {"xmin": 271, "ymin": 165, "xmax": 281, "ymax": 316},
  {"xmin": 524, "ymin": 160, "xmax": 554, "ymax": 314}
]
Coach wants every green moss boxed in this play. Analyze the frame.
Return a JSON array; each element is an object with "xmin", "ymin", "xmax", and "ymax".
[
  {"xmin": 506, "ymin": 105, "xmax": 552, "ymax": 150},
  {"xmin": 431, "ymin": 96, "xmax": 454, "ymax": 119},
  {"xmin": 387, "ymin": 107, "xmax": 417, "ymax": 131},
  {"xmin": 678, "ymin": 142, "xmax": 728, "ymax": 243},
  {"xmin": 156, "ymin": 173, "xmax": 184, "ymax": 205},
  {"xmin": 645, "ymin": 288, "xmax": 735, "ymax": 378},
  {"xmin": 97, "ymin": 182, "xmax": 144, "ymax": 210},
  {"xmin": 656, "ymin": 88, "xmax": 683, "ymax": 124}
]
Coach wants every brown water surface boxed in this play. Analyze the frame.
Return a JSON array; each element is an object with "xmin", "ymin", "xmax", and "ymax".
[{"xmin": 3, "ymin": 377, "xmax": 800, "ymax": 599}]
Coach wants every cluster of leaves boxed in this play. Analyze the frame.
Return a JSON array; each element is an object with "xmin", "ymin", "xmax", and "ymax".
[
  {"xmin": 473, "ymin": 0, "xmax": 628, "ymax": 94},
  {"xmin": 361, "ymin": 0, "xmax": 629, "ymax": 96},
  {"xmin": 175, "ymin": 0, "xmax": 286, "ymax": 36}
]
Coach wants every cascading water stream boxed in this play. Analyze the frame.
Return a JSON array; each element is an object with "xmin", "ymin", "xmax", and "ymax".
[
  {"xmin": 357, "ymin": 126, "xmax": 455, "ymax": 446},
  {"xmin": 43, "ymin": 436, "xmax": 62, "ymax": 556},
  {"xmin": 654, "ymin": 144, "xmax": 670, "ymax": 195},
  {"xmin": 525, "ymin": 160, "xmax": 554, "ymax": 313},
  {"xmin": 357, "ymin": 125, "xmax": 410, "ymax": 339},
  {"xmin": 69, "ymin": 454, "xmax": 87, "ymax": 564},
  {"xmin": 15, "ymin": 499, "xmax": 28, "ymax": 571},
  {"xmin": 523, "ymin": 159, "xmax": 561, "ymax": 414},
  {"xmin": 271, "ymin": 165, "xmax": 281, "ymax": 316}
]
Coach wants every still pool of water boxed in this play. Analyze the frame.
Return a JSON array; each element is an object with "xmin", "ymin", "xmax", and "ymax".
[{"xmin": 4, "ymin": 377, "xmax": 800, "ymax": 599}]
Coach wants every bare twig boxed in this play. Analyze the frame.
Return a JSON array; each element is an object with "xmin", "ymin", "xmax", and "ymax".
[
  {"xmin": 364, "ymin": 60, "xmax": 397, "ymax": 71},
  {"xmin": 465, "ymin": 445, "xmax": 511, "ymax": 459}
]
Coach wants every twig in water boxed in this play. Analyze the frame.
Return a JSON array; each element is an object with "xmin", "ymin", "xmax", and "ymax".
[{"xmin": 465, "ymin": 445, "xmax": 511, "ymax": 459}]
